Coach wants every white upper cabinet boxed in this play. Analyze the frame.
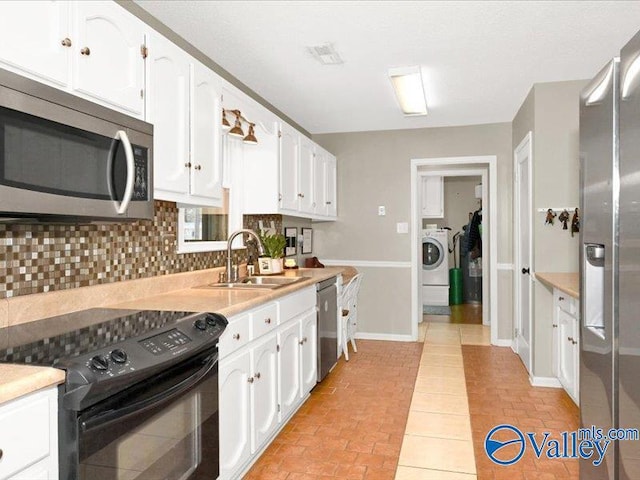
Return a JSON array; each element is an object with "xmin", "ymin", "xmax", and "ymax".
[
  {"xmin": 241, "ymin": 119, "xmax": 337, "ymax": 221},
  {"xmin": 148, "ymin": 31, "xmax": 223, "ymax": 207},
  {"xmin": 421, "ymin": 175, "xmax": 444, "ymax": 218},
  {"xmin": 147, "ymin": 31, "xmax": 190, "ymax": 197},
  {"xmin": 325, "ymin": 154, "xmax": 337, "ymax": 217},
  {"xmin": 279, "ymin": 124, "xmax": 300, "ymax": 211},
  {"xmin": 0, "ymin": 1, "xmax": 71, "ymax": 87},
  {"xmin": 72, "ymin": 1, "xmax": 146, "ymax": 117},
  {"xmin": 190, "ymin": 61, "xmax": 223, "ymax": 201}
]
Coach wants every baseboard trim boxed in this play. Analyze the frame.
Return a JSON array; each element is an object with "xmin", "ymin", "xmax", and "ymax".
[
  {"xmin": 529, "ymin": 376, "xmax": 562, "ymax": 388},
  {"xmin": 492, "ymin": 339, "xmax": 512, "ymax": 347},
  {"xmin": 355, "ymin": 332, "xmax": 414, "ymax": 342}
]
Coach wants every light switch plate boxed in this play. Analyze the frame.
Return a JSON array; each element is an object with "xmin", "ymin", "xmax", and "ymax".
[
  {"xmin": 396, "ymin": 222, "xmax": 409, "ymax": 234},
  {"xmin": 378, "ymin": 206, "xmax": 386, "ymax": 216}
]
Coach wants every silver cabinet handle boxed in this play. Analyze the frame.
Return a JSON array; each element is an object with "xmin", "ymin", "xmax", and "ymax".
[
  {"xmin": 0, "ymin": 448, "xmax": 3, "ymax": 459},
  {"xmin": 80, "ymin": 46, "xmax": 91, "ymax": 56},
  {"xmin": 326, "ymin": 201, "xmax": 332, "ymax": 205},
  {"xmin": 255, "ymin": 372, "xmax": 261, "ymax": 379},
  {"xmin": 184, "ymin": 162, "xmax": 192, "ymax": 168},
  {"xmin": 233, "ymin": 333, "xmax": 240, "ymax": 340},
  {"xmin": 299, "ymin": 339, "xmax": 304, "ymax": 345},
  {"xmin": 552, "ymin": 324, "xmax": 558, "ymax": 328},
  {"xmin": 247, "ymin": 376, "xmax": 254, "ymax": 383},
  {"xmin": 298, "ymin": 193, "xmax": 305, "ymax": 198},
  {"xmin": 264, "ymin": 318, "xmax": 271, "ymax": 324},
  {"xmin": 61, "ymin": 37, "xmax": 72, "ymax": 47},
  {"xmin": 194, "ymin": 165, "xmax": 202, "ymax": 171}
]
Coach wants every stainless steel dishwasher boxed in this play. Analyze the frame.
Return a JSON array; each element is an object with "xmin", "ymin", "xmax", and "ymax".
[{"xmin": 317, "ymin": 277, "xmax": 338, "ymax": 382}]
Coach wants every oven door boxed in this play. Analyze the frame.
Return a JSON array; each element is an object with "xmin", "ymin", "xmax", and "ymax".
[{"xmin": 62, "ymin": 349, "xmax": 219, "ymax": 480}]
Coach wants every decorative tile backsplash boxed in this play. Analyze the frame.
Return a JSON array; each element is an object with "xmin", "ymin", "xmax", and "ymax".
[{"xmin": 0, "ymin": 201, "xmax": 248, "ymax": 299}]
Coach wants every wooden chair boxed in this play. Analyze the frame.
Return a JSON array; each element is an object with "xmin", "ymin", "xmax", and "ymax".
[{"xmin": 340, "ymin": 273, "xmax": 362, "ymax": 361}]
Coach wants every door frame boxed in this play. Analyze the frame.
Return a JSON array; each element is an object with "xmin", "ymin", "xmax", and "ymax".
[
  {"xmin": 410, "ymin": 156, "xmax": 498, "ymax": 345},
  {"xmin": 513, "ymin": 132, "xmax": 533, "ymax": 373}
]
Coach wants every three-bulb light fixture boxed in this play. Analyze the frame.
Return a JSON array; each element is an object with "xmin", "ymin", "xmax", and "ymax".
[{"xmin": 221, "ymin": 109, "xmax": 258, "ymax": 144}]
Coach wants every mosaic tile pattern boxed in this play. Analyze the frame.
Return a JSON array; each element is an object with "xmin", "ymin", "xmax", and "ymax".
[{"xmin": 0, "ymin": 201, "xmax": 249, "ymax": 299}]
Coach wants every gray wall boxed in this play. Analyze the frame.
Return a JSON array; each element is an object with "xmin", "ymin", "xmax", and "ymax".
[
  {"xmin": 513, "ymin": 80, "xmax": 587, "ymax": 378},
  {"xmin": 313, "ymin": 123, "xmax": 512, "ymax": 338}
]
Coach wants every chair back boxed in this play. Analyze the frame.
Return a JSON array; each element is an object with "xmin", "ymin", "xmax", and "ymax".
[{"xmin": 341, "ymin": 273, "xmax": 362, "ymax": 313}]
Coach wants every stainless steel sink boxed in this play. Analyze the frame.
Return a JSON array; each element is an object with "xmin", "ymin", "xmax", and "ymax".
[{"xmin": 195, "ymin": 275, "xmax": 307, "ymax": 290}]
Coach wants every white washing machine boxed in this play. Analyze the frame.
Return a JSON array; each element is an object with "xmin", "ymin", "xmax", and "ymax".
[{"xmin": 422, "ymin": 229, "xmax": 449, "ymax": 306}]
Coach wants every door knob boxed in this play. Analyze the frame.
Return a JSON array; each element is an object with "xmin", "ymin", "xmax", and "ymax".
[{"xmin": 522, "ymin": 267, "xmax": 530, "ymax": 275}]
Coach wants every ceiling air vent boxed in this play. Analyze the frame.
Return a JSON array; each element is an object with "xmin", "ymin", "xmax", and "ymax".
[{"xmin": 307, "ymin": 43, "xmax": 343, "ymax": 65}]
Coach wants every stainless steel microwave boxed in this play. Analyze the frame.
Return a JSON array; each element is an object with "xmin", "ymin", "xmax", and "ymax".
[{"xmin": 0, "ymin": 68, "xmax": 153, "ymax": 222}]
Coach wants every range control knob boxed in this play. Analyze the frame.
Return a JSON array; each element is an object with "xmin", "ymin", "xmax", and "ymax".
[
  {"xmin": 110, "ymin": 349, "xmax": 128, "ymax": 364},
  {"xmin": 194, "ymin": 318, "xmax": 207, "ymax": 331},
  {"xmin": 206, "ymin": 314, "xmax": 218, "ymax": 326},
  {"xmin": 90, "ymin": 355, "xmax": 109, "ymax": 371}
]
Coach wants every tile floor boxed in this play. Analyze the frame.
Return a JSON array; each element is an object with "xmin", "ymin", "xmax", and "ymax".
[{"xmin": 244, "ymin": 322, "xmax": 579, "ymax": 480}]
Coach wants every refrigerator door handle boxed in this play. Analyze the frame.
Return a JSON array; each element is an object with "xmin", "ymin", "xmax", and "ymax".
[
  {"xmin": 622, "ymin": 53, "xmax": 640, "ymax": 99},
  {"xmin": 584, "ymin": 243, "xmax": 605, "ymax": 338}
]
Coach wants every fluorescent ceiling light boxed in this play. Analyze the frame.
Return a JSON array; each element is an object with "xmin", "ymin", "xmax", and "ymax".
[{"xmin": 388, "ymin": 66, "xmax": 428, "ymax": 116}]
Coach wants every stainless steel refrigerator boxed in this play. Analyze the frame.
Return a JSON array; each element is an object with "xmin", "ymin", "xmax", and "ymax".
[{"xmin": 580, "ymin": 29, "xmax": 640, "ymax": 480}]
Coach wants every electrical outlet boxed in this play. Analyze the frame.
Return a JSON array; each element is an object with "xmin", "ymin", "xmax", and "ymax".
[{"xmin": 378, "ymin": 206, "xmax": 386, "ymax": 216}]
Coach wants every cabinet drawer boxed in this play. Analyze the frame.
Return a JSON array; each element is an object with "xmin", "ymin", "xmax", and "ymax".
[
  {"xmin": 251, "ymin": 303, "xmax": 278, "ymax": 339},
  {"xmin": 279, "ymin": 287, "xmax": 316, "ymax": 323},
  {"xmin": 0, "ymin": 390, "xmax": 52, "ymax": 480},
  {"xmin": 219, "ymin": 314, "xmax": 251, "ymax": 358},
  {"xmin": 556, "ymin": 293, "xmax": 578, "ymax": 316}
]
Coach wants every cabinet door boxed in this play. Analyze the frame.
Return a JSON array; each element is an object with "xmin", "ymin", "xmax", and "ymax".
[
  {"xmin": 313, "ymin": 150, "xmax": 327, "ymax": 216},
  {"xmin": 219, "ymin": 351, "xmax": 252, "ymax": 480},
  {"xmin": 325, "ymin": 155, "xmax": 337, "ymax": 217},
  {"xmin": 0, "ymin": 1, "xmax": 70, "ymax": 87},
  {"xmin": 190, "ymin": 60, "xmax": 223, "ymax": 203},
  {"xmin": 421, "ymin": 176, "xmax": 444, "ymax": 218},
  {"xmin": 298, "ymin": 138, "xmax": 315, "ymax": 214},
  {"xmin": 557, "ymin": 309, "xmax": 576, "ymax": 396},
  {"xmin": 250, "ymin": 335, "xmax": 278, "ymax": 453},
  {"xmin": 147, "ymin": 31, "xmax": 190, "ymax": 198},
  {"xmin": 280, "ymin": 125, "xmax": 299, "ymax": 211},
  {"xmin": 72, "ymin": 1, "xmax": 145, "ymax": 117},
  {"xmin": 9, "ymin": 459, "xmax": 52, "ymax": 480},
  {"xmin": 300, "ymin": 311, "xmax": 318, "ymax": 396},
  {"xmin": 278, "ymin": 320, "xmax": 301, "ymax": 421}
]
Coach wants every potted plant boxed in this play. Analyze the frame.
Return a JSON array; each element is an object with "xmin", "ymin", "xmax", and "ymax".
[{"xmin": 258, "ymin": 232, "xmax": 286, "ymax": 274}]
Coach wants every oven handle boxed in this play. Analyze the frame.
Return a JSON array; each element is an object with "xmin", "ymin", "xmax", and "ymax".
[{"xmin": 80, "ymin": 354, "xmax": 216, "ymax": 433}]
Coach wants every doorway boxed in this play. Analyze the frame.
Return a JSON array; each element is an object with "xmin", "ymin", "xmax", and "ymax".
[{"xmin": 410, "ymin": 156, "xmax": 499, "ymax": 344}]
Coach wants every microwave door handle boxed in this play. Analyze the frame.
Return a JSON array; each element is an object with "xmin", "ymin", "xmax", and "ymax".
[{"xmin": 114, "ymin": 130, "xmax": 135, "ymax": 215}]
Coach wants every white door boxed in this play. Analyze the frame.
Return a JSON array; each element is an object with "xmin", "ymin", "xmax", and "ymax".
[
  {"xmin": 300, "ymin": 311, "xmax": 318, "ymax": 395},
  {"xmin": 190, "ymin": 60, "xmax": 223, "ymax": 203},
  {"xmin": 147, "ymin": 31, "xmax": 190, "ymax": 197},
  {"xmin": 278, "ymin": 320, "xmax": 301, "ymax": 421},
  {"xmin": 313, "ymin": 150, "xmax": 326, "ymax": 216},
  {"xmin": 72, "ymin": 2, "xmax": 145, "ymax": 117},
  {"xmin": 514, "ymin": 132, "xmax": 533, "ymax": 373},
  {"xmin": 280, "ymin": 125, "xmax": 299, "ymax": 211},
  {"xmin": 325, "ymin": 155, "xmax": 337, "ymax": 217},
  {"xmin": 298, "ymin": 137, "xmax": 315, "ymax": 214},
  {"xmin": 218, "ymin": 351, "xmax": 251, "ymax": 480},
  {"xmin": 0, "ymin": 1, "xmax": 70, "ymax": 87},
  {"xmin": 250, "ymin": 334, "xmax": 278, "ymax": 453}
]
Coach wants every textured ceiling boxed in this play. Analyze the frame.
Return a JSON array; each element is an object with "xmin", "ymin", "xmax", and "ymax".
[{"xmin": 135, "ymin": 1, "xmax": 640, "ymax": 134}]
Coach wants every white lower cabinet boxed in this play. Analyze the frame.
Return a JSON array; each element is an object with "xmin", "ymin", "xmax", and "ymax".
[
  {"xmin": 552, "ymin": 289, "xmax": 579, "ymax": 404},
  {"xmin": 219, "ymin": 286, "xmax": 317, "ymax": 480},
  {"xmin": 278, "ymin": 320, "xmax": 301, "ymax": 421},
  {"xmin": 250, "ymin": 334, "xmax": 278, "ymax": 452},
  {"xmin": 0, "ymin": 387, "xmax": 58, "ymax": 480}
]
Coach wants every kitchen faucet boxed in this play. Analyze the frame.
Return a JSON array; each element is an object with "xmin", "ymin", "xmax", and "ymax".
[{"xmin": 226, "ymin": 229, "xmax": 265, "ymax": 282}]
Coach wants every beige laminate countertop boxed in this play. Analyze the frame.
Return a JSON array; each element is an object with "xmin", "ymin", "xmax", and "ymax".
[
  {"xmin": 0, "ymin": 267, "xmax": 349, "ymax": 405},
  {"xmin": 536, "ymin": 272, "xmax": 580, "ymax": 299}
]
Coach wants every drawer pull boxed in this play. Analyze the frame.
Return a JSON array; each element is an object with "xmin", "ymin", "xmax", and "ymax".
[
  {"xmin": 247, "ymin": 376, "xmax": 254, "ymax": 383},
  {"xmin": 255, "ymin": 372, "xmax": 261, "ymax": 379},
  {"xmin": 264, "ymin": 318, "xmax": 272, "ymax": 324},
  {"xmin": 233, "ymin": 333, "xmax": 240, "ymax": 340}
]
